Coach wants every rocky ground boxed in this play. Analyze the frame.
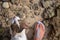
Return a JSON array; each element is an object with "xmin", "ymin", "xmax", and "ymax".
[{"xmin": 0, "ymin": 0, "xmax": 60, "ymax": 40}]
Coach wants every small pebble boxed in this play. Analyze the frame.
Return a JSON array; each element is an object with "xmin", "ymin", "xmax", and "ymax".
[{"xmin": 2, "ymin": 2, "xmax": 9, "ymax": 8}]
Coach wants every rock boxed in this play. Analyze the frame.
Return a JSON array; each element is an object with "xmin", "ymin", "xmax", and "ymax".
[
  {"xmin": 18, "ymin": 13, "xmax": 26, "ymax": 20},
  {"xmin": 20, "ymin": 0, "xmax": 30, "ymax": 6},
  {"xmin": 56, "ymin": 18, "xmax": 60, "ymax": 27},
  {"xmin": 1, "ymin": 20, "xmax": 6, "ymax": 27},
  {"xmin": 32, "ymin": 3, "xmax": 39, "ymax": 10},
  {"xmin": 17, "ymin": 4, "xmax": 22, "ymax": 9},
  {"xmin": 10, "ymin": 4, "xmax": 17, "ymax": 10},
  {"xmin": 52, "ymin": 17, "xmax": 60, "ymax": 27},
  {"xmin": 0, "ymin": 16, "xmax": 3, "ymax": 20},
  {"xmin": 43, "ymin": 13, "xmax": 49, "ymax": 19},
  {"xmin": 24, "ymin": 17, "xmax": 36, "ymax": 27},
  {"xmin": 43, "ymin": 1, "xmax": 53, "ymax": 8},
  {"xmin": 34, "ymin": 10, "xmax": 41, "ymax": 16},
  {"xmin": 2, "ymin": 0, "xmax": 10, "ymax": 2},
  {"xmin": 43, "ymin": 20, "xmax": 49, "ymax": 27},
  {"xmin": 11, "ymin": 0, "xmax": 20, "ymax": 5},
  {"xmin": 8, "ymin": 10, "xmax": 15, "ymax": 18},
  {"xmin": 42, "ymin": 7, "xmax": 55, "ymax": 19},
  {"xmin": 49, "ymin": 12, "xmax": 55, "ymax": 18},
  {"xmin": 38, "ymin": 7, "xmax": 44, "ymax": 15},
  {"xmin": 31, "ymin": 0, "xmax": 39, "ymax": 4},
  {"xmin": 10, "ymin": 3, "xmax": 22, "ymax": 11},
  {"xmin": 56, "ymin": 2, "xmax": 60, "ymax": 7},
  {"xmin": 9, "ymin": 3, "xmax": 19, "ymax": 11},
  {"xmin": 48, "ymin": 7, "xmax": 55, "ymax": 18},
  {"xmin": 2, "ymin": 2, "xmax": 9, "ymax": 8},
  {"xmin": 25, "ymin": 9, "xmax": 34, "ymax": 18},
  {"xmin": 0, "ymin": 2, "xmax": 2, "ymax": 10},
  {"xmin": 56, "ymin": 0, "xmax": 60, "ymax": 5},
  {"xmin": 57, "ymin": 9, "xmax": 60, "ymax": 18},
  {"xmin": 22, "ymin": 6, "xmax": 30, "ymax": 14}
]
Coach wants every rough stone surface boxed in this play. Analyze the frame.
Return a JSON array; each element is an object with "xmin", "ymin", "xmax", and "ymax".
[
  {"xmin": 0, "ymin": 0, "xmax": 60, "ymax": 40},
  {"xmin": 2, "ymin": 2, "xmax": 9, "ymax": 8}
]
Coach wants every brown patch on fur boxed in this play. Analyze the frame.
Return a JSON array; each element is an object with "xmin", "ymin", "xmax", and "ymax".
[
  {"xmin": 11, "ymin": 23, "xmax": 20, "ymax": 36},
  {"xmin": 11, "ymin": 23, "xmax": 20, "ymax": 33}
]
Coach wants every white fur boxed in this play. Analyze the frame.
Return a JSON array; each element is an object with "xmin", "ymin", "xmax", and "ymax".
[
  {"xmin": 11, "ymin": 16, "xmax": 27, "ymax": 40},
  {"xmin": 11, "ymin": 29, "xmax": 27, "ymax": 40},
  {"xmin": 11, "ymin": 16, "xmax": 20, "ymax": 27}
]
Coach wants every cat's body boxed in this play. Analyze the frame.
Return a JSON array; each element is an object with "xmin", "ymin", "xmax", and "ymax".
[
  {"xmin": 11, "ymin": 29, "xmax": 27, "ymax": 40},
  {"xmin": 10, "ymin": 17, "xmax": 28, "ymax": 40}
]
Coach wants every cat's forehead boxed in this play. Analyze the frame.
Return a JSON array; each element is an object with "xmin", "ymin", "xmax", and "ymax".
[{"xmin": 11, "ymin": 23, "xmax": 18, "ymax": 27}]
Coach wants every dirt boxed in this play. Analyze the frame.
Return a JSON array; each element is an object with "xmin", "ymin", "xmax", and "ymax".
[{"xmin": 0, "ymin": 0, "xmax": 60, "ymax": 40}]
